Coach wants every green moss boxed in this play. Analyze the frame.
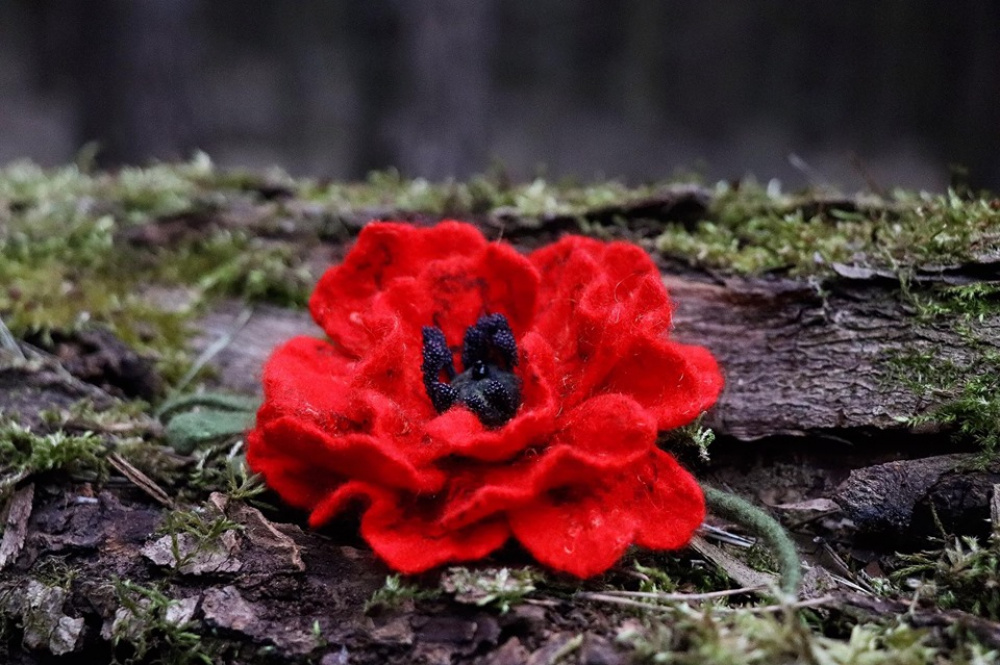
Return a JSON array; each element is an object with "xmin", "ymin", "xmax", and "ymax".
[
  {"xmin": 29, "ymin": 558, "xmax": 82, "ymax": 591},
  {"xmin": 110, "ymin": 578, "xmax": 219, "ymax": 665},
  {"xmin": 158, "ymin": 231, "xmax": 312, "ymax": 307},
  {"xmin": 440, "ymin": 567, "xmax": 542, "ymax": 614},
  {"xmin": 183, "ymin": 449, "xmax": 254, "ymax": 503},
  {"xmin": 109, "ymin": 158, "xmax": 213, "ymax": 222},
  {"xmin": 658, "ymin": 208, "xmax": 862, "ymax": 274},
  {"xmin": 620, "ymin": 612, "xmax": 959, "ymax": 665},
  {"xmin": 306, "ymin": 169, "xmax": 661, "ymax": 219},
  {"xmin": 630, "ymin": 550, "xmax": 732, "ymax": 595},
  {"xmin": 633, "ymin": 561, "xmax": 681, "ymax": 593},
  {"xmin": 1, "ymin": 163, "xmax": 200, "ymax": 387},
  {"xmin": 895, "ymin": 534, "xmax": 1000, "ymax": 621},
  {"xmin": 905, "ymin": 282, "xmax": 1000, "ymax": 324},
  {"xmin": 155, "ymin": 506, "xmax": 243, "ymax": 574},
  {"xmin": 662, "ymin": 419, "xmax": 716, "ymax": 462},
  {"xmin": 39, "ymin": 398, "xmax": 155, "ymax": 434},
  {"xmin": 0, "ymin": 157, "xmax": 311, "ymax": 389},
  {"xmin": 656, "ymin": 184, "xmax": 1000, "ymax": 275},
  {"xmin": 364, "ymin": 574, "xmax": 442, "ymax": 613},
  {"xmin": 365, "ymin": 567, "xmax": 541, "ymax": 615},
  {"xmin": 912, "ymin": 363, "xmax": 1000, "ymax": 463},
  {"xmin": 883, "ymin": 282, "xmax": 1000, "ymax": 464},
  {"xmin": 157, "ymin": 506, "xmax": 242, "ymax": 544},
  {"xmin": 308, "ymin": 172, "xmax": 1000, "ymax": 279},
  {"xmin": 0, "ymin": 419, "xmax": 107, "ymax": 501}
]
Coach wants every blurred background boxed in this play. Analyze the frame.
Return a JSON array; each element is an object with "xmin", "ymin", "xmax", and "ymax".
[{"xmin": 1, "ymin": 1, "xmax": 998, "ymax": 190}]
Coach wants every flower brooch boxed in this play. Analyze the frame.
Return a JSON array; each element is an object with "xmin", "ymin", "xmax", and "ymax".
[{"xmin": 247, "ymin": 221, "xmax": 723, "ymax": 577}]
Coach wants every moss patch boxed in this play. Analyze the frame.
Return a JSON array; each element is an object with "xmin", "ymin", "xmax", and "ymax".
[
  {"xmin": 656, "ymin": 184, "xmax": 1000, "ymax": 275},
  {"xmin": 619, "ymin": 611, "xmax": 986, "ymax": 665},
  {"xmin": 0, "ymin": 418, "xmax": 108, "ymax": 501},
  {"xmin": 3, "ymin": 161, "xmax": 997, "ymax": 389},
  {"xmin": 0, "ymin": 158, "xmax": 311, "ymax": 387},
  {"xmin": 896, "ymin": 534, "xmax": 1000, "ymax": 621},
  {"xmin": 884, "ymin": 282, "xmax": 1000, "ymax": 463}
]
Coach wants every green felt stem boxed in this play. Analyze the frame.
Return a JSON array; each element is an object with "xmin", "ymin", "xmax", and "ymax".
[
  {"xmin": 701, "ymin": 484, "xmax": 802, "ymax": 598},
  {"xmin": 163, "ymin": 409, "xmax": 256, "ymax": 455}
]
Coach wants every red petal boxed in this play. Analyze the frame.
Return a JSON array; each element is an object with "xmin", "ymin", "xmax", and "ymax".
[
  {"xmin": 507, "ymin": 449, "xmax": 704, "ymax": 577},
  {"xmin": 252, "ymin": 336, "xmax": 419, "ymax": 440},
  {"xmin": 310, "ymin": 221, "xmax": 539, "ymax": 355},
  {"xmin": 531, "ymin": 237, "xmax": 671, "ymax": 341},
  {"xmin": 246, "ymin": 338, "xmax": 361, "ymax": 505},
  {"xmin": 478, "ymin": 241, "xmax": 539, "ymax": 339},
  {"xmin": 307, "ymin": 479, "xmax": 394, "ymax": 527},
  {"xmin": 517, "ymin": 332, "xmax": 558, "ymax": 411},
  {"xmin": 632, "ymin": 448, "xmax": 706, "ymax": 550},
  {"xmin": 310, "ymin": 222, "xmax": 487, "ymax": 355},
  {"xmin": 407, "ymin": 241, "xmax": 539, "ymax": 347},
  {"xmin": 439, "ymin": 448, "xmax": 604, "ymax": 531},
  {"xmin": 246, "ymin": 428, "xmax": 338, "ymax": 510},
  {"xmin": 256, "ymin": 335, "xmax": 355, "ymax": 399},
  {"xmin": 363, "ymin": 500, "xmax": 510, "ymax": 574},
  {"xmin": 347, "ymin": 303, "xmax": 435, "ymax": 415},
  {"xmin": 311, "ymin": 482, "xmax": 510, "ymax": 573},
  {"xmin": 508, "ymin": 485, "xmax": 639, "ymax": 578},
  {"xmin": 598, "ymin": 337, "xmax": 724, "ymax": 430},
  {"xmin": 528, "ymin": 237, "xmax": 678, "ymax": 407},
  {"xmin": 438, "ymin": 394, "xmax": 656, "ymax": 530},
  {"xmin": 246, "ymin": 336, "xmax": 446, "ymax": 500},
  {"xmin": 555, "ymin": 393, "xmax": 657, "ymax": 461},
  {"xmin": 254, "ymin": 415, "xmax": 444, "ymax": 494},
  {"xmin": 423, "ymin": 407, "xmax": 556, "ymax": 463},
  {"xmin": 527, "ymin": 236, "xmax": 602, "ymax": 367}
]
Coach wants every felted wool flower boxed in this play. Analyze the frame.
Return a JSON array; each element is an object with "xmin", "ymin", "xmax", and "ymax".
[{"xmin": 246, "ymin": 221, "xmax": 723, "ymax": 577}]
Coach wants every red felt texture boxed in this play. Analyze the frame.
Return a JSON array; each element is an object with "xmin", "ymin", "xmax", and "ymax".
[
  {"xmin": 508, "ymin": 449, "xmax": 705, "ymax": 577},
  {"xmin": 248, "ymin": 221, "xmax": 724, "ymax": 576}
]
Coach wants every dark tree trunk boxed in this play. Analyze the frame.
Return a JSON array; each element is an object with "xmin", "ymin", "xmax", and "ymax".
[
  {"xmin": 392, "ymin": 0, "xmax": 496, "ymax": 179},
  {"xmin": 74, "ymin": 0, "xmax": 200, "ymax": 165}
]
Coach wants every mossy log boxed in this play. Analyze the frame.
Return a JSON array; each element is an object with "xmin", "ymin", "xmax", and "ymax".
[
  {"xmin": 196, "ymin": 245, "xmax": 1000, "ymax": 538},
  {"xmin": 2, "ymin": 167, "xmax": 1000, "ymax": 663}
]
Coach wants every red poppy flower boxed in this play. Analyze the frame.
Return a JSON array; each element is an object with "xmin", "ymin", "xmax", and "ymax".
[{"xmin": 246, "ymin": 221, "xmax": 723, "ymax": 577}]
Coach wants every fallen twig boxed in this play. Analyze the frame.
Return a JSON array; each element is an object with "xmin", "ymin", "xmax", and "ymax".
[
  {"xmin": 838, "ymin": 592, "xmax": 1000, "ymax": 649},
  {"xmin": 106, "ymin": 452, "xmax": 174, "ymax": 508},
  {"xmin": 0, "ymin": 315, "xmax": 25, "ymax": 361},
  {"xmin": 578, "ymin": 591, "xmax": 832, "ymax": 614},
  {"xmin": 171, "ymin": 306, "xmax": 254, "ymax": 396},
  {"xmin": 0, "ymin": 484, "xmax": 34, "ymax": 570},
  {"xmin": 586, "ymin": 585, "xmax": 765, "ymax": 602}
]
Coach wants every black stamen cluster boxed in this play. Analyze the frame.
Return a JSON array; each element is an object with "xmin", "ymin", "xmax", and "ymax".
[{"xmin": 421, "ymin": 313, "xmax": 521, "ymax": 428}]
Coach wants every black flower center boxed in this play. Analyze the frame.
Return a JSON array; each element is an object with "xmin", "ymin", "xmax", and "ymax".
[{"xmin": 421, "ymin": 313, "xmax": 521, "ymax": 428}]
